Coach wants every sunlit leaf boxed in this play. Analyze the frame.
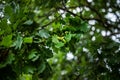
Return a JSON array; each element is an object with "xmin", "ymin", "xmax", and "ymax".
[
  {"xmin": 55, "ymin": 42, "xmax": 64, "ymax": 48},
  {"xmin": 38, "ymin": 29, "xmax": 50, "ymax": 38},
  {"xmin": 23, "ymin": 37, "xmax": 33, "ymax": 43},
  {"xmin": 65, "ymin": 33, "xmax": 72, "ymax": 42},
  {"xmin": 19, "ymin": 74, "xmax": 32, "ymax": 80},
  {"xmin": 1, "ymin": 34, "xmax": 13, "ymax": 47},
  {"xmin": 24, "ymin": 20, "xmax": 33, "ymax": 25},
  {"xmin": 52, "ymin": 35, "xmax": 59, "ymax": 43},
  {"xmin": 28, "ymin": 50, "xmax": 40, "ymax": 62},
  {"xmin": 13, "ymin": 35, "xmax": 23, "ymax": 49}
]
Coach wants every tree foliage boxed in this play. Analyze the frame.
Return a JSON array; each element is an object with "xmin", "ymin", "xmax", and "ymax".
[{"xmin": 0, "ymin": 0, "xmax": 120, "ymax": 80}]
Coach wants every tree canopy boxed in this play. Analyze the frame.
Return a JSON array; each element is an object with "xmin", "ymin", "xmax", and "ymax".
[{"xmin": 0, "ymin": 0, "xmax": 120, "ymax": 80}]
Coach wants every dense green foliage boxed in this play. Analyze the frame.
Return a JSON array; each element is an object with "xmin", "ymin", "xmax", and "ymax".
[{"xmin": 0, "ymin": 0, "xmax": 120, "ymax": 80}]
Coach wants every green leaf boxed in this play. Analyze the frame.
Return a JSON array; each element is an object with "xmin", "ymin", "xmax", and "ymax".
[
  {"xmin": 6, "ymin": 25, "xmax": 12, "ymax": 33},
  {"xmin": 19, "ymin": 74, "xmax": 32, "ymax": 80},
  {"xmin": 23, "ymin": 37, "xmax": 33, "ymax": 43},
  {"xmin": 12, "ymin": 19, "xmax": 19, "ymax": 30},
  {"xmin": 0, "ymin": 30, "xmax": 4, "ymax": 36},
  {"xmin": 0, "ymin": 19, "xmax": 8, "ymax": 30},
  {"xmin": 80, "ymin": 22, "xmax": 89, "ymax": 32},
  {"xmin": 52, "ymin": 22, "xmax": 61, "ymax": 30},
  {"xmin": 52, "ymin": 35, "xmax": 59, "ymax": 44},
  {"xmin": 28, "ymin": 50, "xmax": 37, "ymax": 60},
  {"xmin": 32, "ymin": 55, "xmax": 39, "ymax": 62},
  {"xmin": 38, "ymin": 62, "xmax": 46, "ymax": 74},
  {"xmin": 38, "ymin": 29, "xmax": 50, "ymax": 38},
  {"xmin": 0, "ymin": 19, "xmax": 12, "ymax": 34},
  {"xmin": 13, "ymin": 34, "xmax": 23, "ymax": 49},
  {"xmin": 28, "ymin": 50, "xmax": 40, "ymax": 61},
  {"xmin": 81, "ymin": 56, "xmax": 86, "ymax": 66},
  {"xmin": 55, "ymin": 42, "xmax": 64, "ymax": 48},
  {"xmin": 1, "ymin": 34, "xmax": 13, "ymax": 47},
  {"xmin": 24, "ymin": 20, "xmax": 33, "ymax": 25},
  {"xmin": 52, "ymin": 35, "xmax": 65, "ymax": 48},
  {"xmin": 23, "ymin": 65, "xmax": 36, "ymax": 74},
  {"xmin": 4, "ymin": 5, "xmax": 13, "ymax": 16},
  {"xmin": 65, "ymin": 33, "xmax": 72, "ymax": 42},
  {"xmin": 7, "ymin": 53, "xmax": 15, "ymax": 63}
]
